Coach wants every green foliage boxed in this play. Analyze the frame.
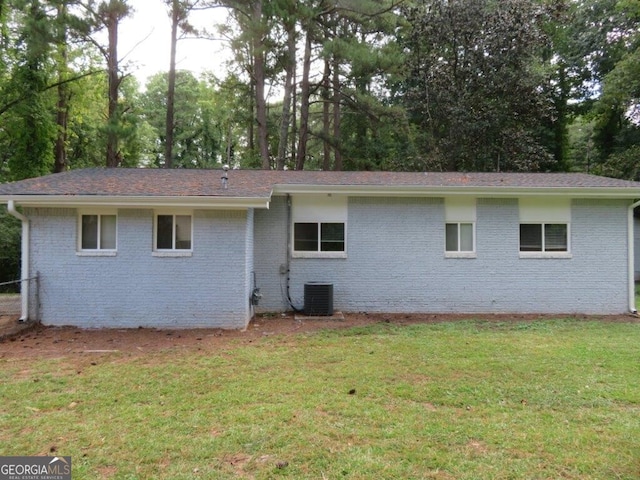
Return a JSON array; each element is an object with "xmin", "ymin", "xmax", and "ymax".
[
  {"xmin": 593, "ymin": 144, "xmax": 640, "ymax": 181},
  {"xmin": 4, "ymin": 0, "xmax": 56, "ymax": 180},
  {"xmin": 140, "ymin": 71, "xmax": 222, "ymax": 168},
  {"xmin": 0, "ymin": 208, "xmax": 21, "ymax": 291},
  {"xmin": 563, "ymin": 0, "xmax": 640, "ymax": 177},
  {"xmin": 0, "ymin": 0, "xmax": 637, "ymax": 175},
  {"xmin": 403, "ymin": 0, "xmax": 556, "ymax": 172},
  {"xmin": 205, "ymin": 73, "xmax": 258, "ymax": 168}
]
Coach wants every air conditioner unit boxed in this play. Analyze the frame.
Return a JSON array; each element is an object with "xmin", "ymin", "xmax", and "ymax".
[{"xmin": 304, "ymin": 282, "xmax": 334, "ymax": 316}]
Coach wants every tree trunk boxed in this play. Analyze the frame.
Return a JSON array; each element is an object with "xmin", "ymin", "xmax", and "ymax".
[
  {"xmin": 164, "ymin": 0, "xmax": 179, "ymax": 168},
  {"xmin": 553, "ymin": 63, "xmax": 569, "ymax": 171},
  {"xmin": 248, "ymin": 81, "xmax": 254, "ymax": 153},
  {"xmin": 54, "ymin": 2, "xmax": 69, "ymax": 173},
  {"xmin": 322, "ymin": 57, "xmax": 331, "ymax": 171},
  {"xmin": 276, "ymin": 23, "xmax": 296, "ymax": 170},
  {"xmin": 252, "ymin": 0, "xmax": 270, "ymax": 169},
  {"xmin": 291, "ymin": 52, "xmax": 297, "ymax": 163},
  {"xmin": 332, "ymin": 55, "xmax": 342, "ymax": 171},
  {"xmin": 105, "ymin": 8, "xmax": 120, "ymax": 168},
  {"xmin": 295, "ymin": 30, "xmax": 312, "ymax": 171}
]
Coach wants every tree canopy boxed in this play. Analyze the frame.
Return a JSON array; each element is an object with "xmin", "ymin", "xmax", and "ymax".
[{"xmin": 0, "ymin": 0, "xmax": 638, "ymax": 180}]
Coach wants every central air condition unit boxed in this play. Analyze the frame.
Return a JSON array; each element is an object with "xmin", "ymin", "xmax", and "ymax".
[{"xmin": 304, "ymin": 282, "xmax": 334, "ymax": 316}]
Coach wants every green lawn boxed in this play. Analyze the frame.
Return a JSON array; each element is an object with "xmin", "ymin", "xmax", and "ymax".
[{"xmin": 1, "ymin": 319, "xmax": 639, "ymax": 479}]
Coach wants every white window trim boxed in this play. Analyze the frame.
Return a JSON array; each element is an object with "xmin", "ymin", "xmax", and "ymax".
[
  {"xmin": 445, "ymin": 222, "xmax": 477, "ymax": 258},
  {"xmin": 153, "ymin": 211, "xmax": 194, "ymax": 256},
  {"xmin": 77, "ymin": 209, "xmax": 118, "ymax": 256},
  {"xmin": 291, "ymin": 195, "xmax": 347, "ymax": 259},
  {"xmin": 291, "ymin": 221, "xmax": 348, "ymax": 259},
  {"xmin": 152, "ymin": 251, "xmax": 193, "ymax": 258},
  {"xmin": 519, "ymin": 222, "xmax": 572, "ymax": 259},
  {"xmin": 444, "ymin": 198, "xmax": 476, "ymax": 259}
]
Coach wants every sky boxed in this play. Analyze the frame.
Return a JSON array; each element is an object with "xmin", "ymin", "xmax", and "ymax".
[{"xmin": 118, "ymin": 0, "xmax": 231, "ymax": 85}]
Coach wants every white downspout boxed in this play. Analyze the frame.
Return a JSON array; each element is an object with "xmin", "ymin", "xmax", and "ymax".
[
  {"xmin": 627, "ymin": 199, "xmax": 640, "ymax": 314},
  {"xmin": 7, "ymin": 200, "xmax": 29, "ymax": 321}
]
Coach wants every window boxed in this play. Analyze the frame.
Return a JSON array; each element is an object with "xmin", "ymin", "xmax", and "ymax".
[
  {"xmin": 446, "ymin": 222, "xmax": 474, "ymax": 252},
  {"xmin": 445, "ymin": 198, "xmax": 476, "ymax": 257},
  {"xmin": 519, "ymin": 198, "xmax": 571, "ymax": 257},
  {"xmin": 155, "ymin": 214, "xmax": 192, "ymax": 251},
  {"xmin": 79, "ymin": 213, "xmax": 116, "ymax": 251},
  {"xmin": 292, "ymin": 195, "xmax": 347, "ymax": 258},
  {"xmin": 520, "ymin": 224, "xmax": 568, "ymax": 252},
  {"xmin": 294, "ymin": 222, "xmax": 345, "ymax": 252}
]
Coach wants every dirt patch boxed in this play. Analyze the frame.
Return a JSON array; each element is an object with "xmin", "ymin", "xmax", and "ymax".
[{"xmin": 0, "ymin": 312, "xmax": 638, "ymax": 360}]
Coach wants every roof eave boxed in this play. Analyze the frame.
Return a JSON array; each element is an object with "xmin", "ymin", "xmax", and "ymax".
[
  {"xmin": 0, "ymin": 195, "xmax": 271, "ymax": 209},
  {"xmin": 272, "ymin": 184, "xmax": 640, "ymax": 199}
]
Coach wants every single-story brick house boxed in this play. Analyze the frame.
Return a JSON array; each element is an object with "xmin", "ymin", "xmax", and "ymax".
[{"xmin": 1, "ymin": 168, "xmax": 640, "ymax": 329}]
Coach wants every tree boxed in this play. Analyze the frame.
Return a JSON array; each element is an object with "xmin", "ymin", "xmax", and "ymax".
[
  {"xmin": 140, "ymin": 71, "xmax": 222, "ymax": 168},
  {"xmin": 323, "ymin": 1, "xmax": 406, "ymax": 171},
  {"xmin": 403, "ymin": 0, "xmax": 555, "ymax": 172},
  {"xmin": 274, "ymin": 1, "xmax": 296, "ymax": 170},
  {"xmin": 217, "ymin": 0, "xmax": 272, "ymax": 168},
  {"xmin": 6, "ymin": 0, "xmax": 56, "ymax": 180},
  {"xmin": 591, "ymin": 0, "xmax": 640, "ymax": 173},
  {"xmin": 88, "ymin": 0, "xmax": 131, "ymax": 167},
  {"xmin": 163, "ymin": 0, "xmax": 201, "ymax": 168}
]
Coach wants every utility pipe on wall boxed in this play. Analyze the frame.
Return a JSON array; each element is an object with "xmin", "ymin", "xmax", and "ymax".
[
  {"xmin": 627, "ymin": 199, "xmax": 640, "ymax": 314},
  {"xmin": 7, "ymin": 200, "xmax": 29, "ymax": 321}
]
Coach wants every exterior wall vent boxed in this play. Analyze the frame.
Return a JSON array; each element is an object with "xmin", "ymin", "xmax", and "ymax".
[{"xmin": 304, "ymin": 282, "xmax": 334, "ymax": 316}]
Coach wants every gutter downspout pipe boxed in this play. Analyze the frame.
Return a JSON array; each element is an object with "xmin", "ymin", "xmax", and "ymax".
[
  {"xmin": 627, "ymin": 199, "xmax": 640, "ymax": 314},
  {"xmin": 7, "ymin": 200, "xmax": 29, "ymax": 321}
]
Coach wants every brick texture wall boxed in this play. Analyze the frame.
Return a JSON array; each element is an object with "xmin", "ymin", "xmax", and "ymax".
[
  {"xmin": 24, "ymin": 195, "xmax": 631, "ymax": 328},
  {"xmin": 26, "ymin": 207, "xmax": 253, "ymax": 328},
  {"xmin": 254, "ymin": 196, "xmax": 629, "ymax": 315}
]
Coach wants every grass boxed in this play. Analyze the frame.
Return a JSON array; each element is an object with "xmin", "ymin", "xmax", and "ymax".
[{"xmin": 1, "ymin": 319, "xmax": 639, "ymax": 479}]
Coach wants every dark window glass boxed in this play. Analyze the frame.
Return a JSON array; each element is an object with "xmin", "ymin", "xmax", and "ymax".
[
  {"xmin": 545, "ymin": 224, "xmax": 567, "ymax": 251},
  {"xmin": 520, "ymin": 224, "xmax": 542, "ymax": 251},
  {"xmin": 157, "ymin": 215, "xmax": 174, "ymax": 249},
  {"xmin": 294, "ymin": 223, "xmax": 318, "ymax": 251},
  {"xmin": 445, "ymin": 223, "xmax": 458, "ymax": 252},
  {"xmin": 81, "ymin": 215, "xmax": 98, "ymax": 249},
  {"xmin": 320, "ymin": 223, "xmax": 345, "ymax": 252}
]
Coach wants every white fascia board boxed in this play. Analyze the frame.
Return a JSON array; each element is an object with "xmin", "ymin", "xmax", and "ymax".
[
  {"xmin": 0, "ymin": 195, "xmax": 271, "ymax": 209},
  {"xmin": 272, "ymin": 184, "xmax": 640, "ymax": 199}
]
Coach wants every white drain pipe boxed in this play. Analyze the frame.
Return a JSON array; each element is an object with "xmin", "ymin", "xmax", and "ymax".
[
  {"xmin": 7, "ymin": 200, "xmax": 29, "ymax": 321},
  {"xmin": 627, "ymin": 199, "xmax": 640, "ymax": 314}
]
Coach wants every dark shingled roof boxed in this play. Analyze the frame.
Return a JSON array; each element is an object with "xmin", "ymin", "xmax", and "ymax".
[{"xmin": 1, "ymin": 168, "xmax": 640, "ymax": 198}]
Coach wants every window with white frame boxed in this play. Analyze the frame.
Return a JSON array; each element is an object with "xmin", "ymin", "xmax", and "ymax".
[
  {"xmin": 445, "ymin": 197, "xmax": 476, "ymax": 256},
  {"xmin": 294, "ymin": 222, "xmax": 345, "ymax": 252},
  {"xmin": 519, "ymin": 224, "xmax": 568, "ymax": 252},
  {"xmin": 519, "ymin": 198, "xmax": 570, "ymax": 256},
  {"xmin": 292, "ymin": 195, "xmax": 347, "ymax": 257},
  {"xmin": 155, "ymin": 213, "xmax": 192, "ymax": 251},
  {"xmin": 79, "ymin": 212, "xmax": 117, "ymax": 252}
]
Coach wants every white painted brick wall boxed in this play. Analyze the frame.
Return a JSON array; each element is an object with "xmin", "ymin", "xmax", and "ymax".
[
  {"xmin": 26, "ymin": 207, "xmax": 253, "ymax": 328},
  {"xmin": 24, "ymin": 195, "xmax": 631, "ymax": 328},
  {"xmin": 254, "ymin": 196, "xmax": 630, "ymax": 315}
]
